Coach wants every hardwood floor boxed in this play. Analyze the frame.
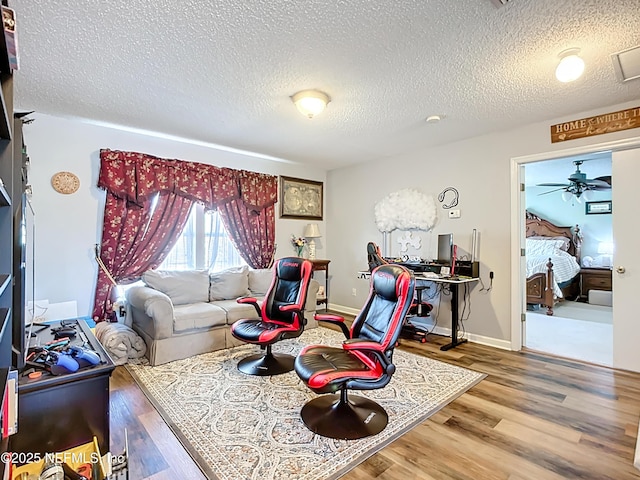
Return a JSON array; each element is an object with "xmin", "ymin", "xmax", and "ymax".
[{"xmin": 110, "ymin": 328, "xmax": 640, "ymax": 480}]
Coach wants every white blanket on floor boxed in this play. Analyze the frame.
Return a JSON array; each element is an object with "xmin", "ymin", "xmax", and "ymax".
[{"xmin": 94, "ymin": 321, "xmax": 146, "ymax": 365}]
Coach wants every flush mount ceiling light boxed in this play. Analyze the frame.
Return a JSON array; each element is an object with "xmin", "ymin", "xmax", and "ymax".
[
  {"xmin": 425, "ymin": 115, "xmax": 442, "ymax": 124},
  {"xmin": 555, "ymin": 48, "xmax": 585, "ymax": 83},
  {"xmin": 291, "ymin": 90, "xmax": 331, "ymax": 118}
]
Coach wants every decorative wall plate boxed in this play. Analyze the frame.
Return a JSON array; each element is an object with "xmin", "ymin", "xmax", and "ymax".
[{"xmin": 51, "ymin": 171, "xmax": 80, "ymax": 194}]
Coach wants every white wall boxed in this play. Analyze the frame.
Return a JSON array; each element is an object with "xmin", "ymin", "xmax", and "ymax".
[
  {"xmin": 325, "ymin": 99, "xmax": 639, "ymax": 345},
  {"xmin": 23, "ymin": 113, "xmax": 327, "ymax": 318}
]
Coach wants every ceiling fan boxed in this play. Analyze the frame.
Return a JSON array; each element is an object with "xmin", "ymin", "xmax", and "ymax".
[{"xmin": 537, "ymin": 160, "xmax": 611, "ymax": 200}]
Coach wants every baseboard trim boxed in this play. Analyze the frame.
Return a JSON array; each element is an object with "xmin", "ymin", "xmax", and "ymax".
[{"xmin": 329, "ymin": 303, "xmax": 513, "ymax": 351}]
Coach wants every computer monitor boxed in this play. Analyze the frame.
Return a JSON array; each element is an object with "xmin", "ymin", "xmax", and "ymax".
[{"xmin": 437, "ymin": 233, "xmax": 453, "ymax": 265}]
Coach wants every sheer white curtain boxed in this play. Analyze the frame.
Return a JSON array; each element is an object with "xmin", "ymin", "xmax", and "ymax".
[{"xmin": 160, "ymin": 204, "xmax": 246, "ymax": 272}]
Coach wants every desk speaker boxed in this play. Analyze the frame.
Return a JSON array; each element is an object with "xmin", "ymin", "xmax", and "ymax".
[{"xmin": 454, "ymin": 261, "xmax": 479, "ymax": 278}]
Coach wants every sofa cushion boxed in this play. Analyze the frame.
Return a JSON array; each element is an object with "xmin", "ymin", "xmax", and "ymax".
[
  {"xmin": 142, "ymin": 270, "xmax": 209, "ymax": 306},
  {"xmin": 173, "ymin": 302, "xmax": 227, "ymax": 332},
  {"xmin": 248, "ymin": 269, "xmax": 273, "ymax": 296},
  {"xmin": 209, "ymin": 266, "xmax": 250, "ymax": 301},
  {"xmin": 215, "ymin": 298, "xmax": 263, "ymax": 325}
]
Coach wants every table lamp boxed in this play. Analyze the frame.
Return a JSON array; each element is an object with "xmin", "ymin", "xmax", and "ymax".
[
  {"xmin": 597, "ymin": 241, "xmax": 614, "ymax": 268},
  {"xmin": 303, "ymin": 223, "xmax": 321, "ymax": 260}
]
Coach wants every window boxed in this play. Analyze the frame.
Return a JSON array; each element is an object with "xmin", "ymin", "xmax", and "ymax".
[{"xmin": 160, "ymin": 203, "xmax": 246, "ymax": 271}]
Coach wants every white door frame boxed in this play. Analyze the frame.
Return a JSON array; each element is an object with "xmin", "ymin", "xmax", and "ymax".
[{"xmin": 510, "ymin": 136, "xmax": 640, "ymax": 350}]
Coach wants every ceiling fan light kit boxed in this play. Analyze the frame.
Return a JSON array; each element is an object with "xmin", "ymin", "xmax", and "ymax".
[
  {"xmin": 291, "ymin": 90, "xmax": 331, "ymax": 119},
  {"xmin": 555, "ymin": 48, "xmax": 585, "ymax": 83}
]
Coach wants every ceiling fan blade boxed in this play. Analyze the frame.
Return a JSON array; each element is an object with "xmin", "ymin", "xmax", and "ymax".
[
  {"xmin": 585, "ymin": 179, "xmax": 611, "ymax": 188},
  {"xmin": 594, "ymin": 175, "xmax": 612, "ymax": 185},
  {"xmin": 537, "ymin": 187, "xmax": 567, "ymax": 196},
  {"xmin": 588, "ymin": 185, "xmax": 612, "ymax": 191},
  {"xmin": 536, "ymin": 183, "xmax": 570, "ymax": 187}
]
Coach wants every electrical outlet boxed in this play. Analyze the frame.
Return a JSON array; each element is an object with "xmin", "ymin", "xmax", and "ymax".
[
  {"xmin": 352, "ymin": 288, "xmax": 357, "ymax": 296},
  {"xmin": 448, "ymin": 209, "xmax": 461, "ymax": 219}
]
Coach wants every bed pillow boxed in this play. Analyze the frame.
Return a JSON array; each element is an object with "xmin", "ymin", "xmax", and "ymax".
[
  {"xmin": 529, "ymin": 235, "xmax": 571, "ymax": 252},
  {"xmin": 526, "ymin": 238, "xmax": 565, "ymax": 256}
]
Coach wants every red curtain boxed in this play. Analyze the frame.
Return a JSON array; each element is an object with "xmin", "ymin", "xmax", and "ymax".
[
  {"xmin": 219, "ymin": 170, "xmax": 278, "ymax": 269},
  {"xmin": 93, "ymin": 150, "xmax": 278, "ymax": 321},
  {"xmin": 92, "ymin": 191, "xmax": 194, "ymax": 321}
]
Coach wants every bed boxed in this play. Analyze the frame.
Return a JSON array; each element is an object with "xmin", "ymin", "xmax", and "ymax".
[{"xmin": 525, "ymin": 211, "xmax": 582, "ymax": 316}]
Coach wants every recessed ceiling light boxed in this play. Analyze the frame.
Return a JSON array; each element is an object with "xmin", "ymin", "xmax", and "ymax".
[{"xmin": 425, "ymin": 115, "xmax": 442, "ymax": 123}]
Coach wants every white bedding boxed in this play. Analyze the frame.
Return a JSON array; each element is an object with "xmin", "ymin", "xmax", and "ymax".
[{"xmin": 526, "ymin": 249, "xmax": 581, "ymax": 298}]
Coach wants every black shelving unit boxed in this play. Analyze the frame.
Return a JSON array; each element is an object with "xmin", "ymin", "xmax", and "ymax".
[{"xmin": 0, "ymin": 2, "xmax": 17, "ymax": 476}]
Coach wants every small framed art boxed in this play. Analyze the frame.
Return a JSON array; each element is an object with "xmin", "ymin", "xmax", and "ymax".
[
  {"xmin": 585, "ymin": 200, "xmax": 612, "ymax": 215},
  {"xmin": 279, "ymin": 176, "xmax": 323, "ymax": 220}
]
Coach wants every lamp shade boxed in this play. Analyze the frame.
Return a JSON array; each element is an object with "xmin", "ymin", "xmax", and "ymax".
[
  {"xmin": 291, "ymin": 90, "xmax": 330, "ymax": 118},
  {"xmin": 597, "ymin": 242, "xmax": 614, "ymax": 255},
  {"xmin": 303, "ymin": 223, "xmax": 321, "ymax": 238}
]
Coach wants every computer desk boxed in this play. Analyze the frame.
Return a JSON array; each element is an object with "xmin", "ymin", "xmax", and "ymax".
[
  {"xmin": 357, "ymin": 270, "xmax": 479, "ymax": 350},
  {"xmin": 414, "ymin": 275, "xmax": 479, "ymax": 350}
]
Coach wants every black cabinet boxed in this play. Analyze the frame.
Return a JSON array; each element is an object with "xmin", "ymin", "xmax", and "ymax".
[{"xmin": 9, "ymin": 319, "xmax": 115, "ymax": 456}]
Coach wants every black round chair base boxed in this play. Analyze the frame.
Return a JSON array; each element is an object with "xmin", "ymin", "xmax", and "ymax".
[
  {"xmin": 237, "ymin": 352, "xmax": 295, "ymax": 376},
  {"xmin": 300, "ymin": 393, "xmax": 389, "ymax": 439}
]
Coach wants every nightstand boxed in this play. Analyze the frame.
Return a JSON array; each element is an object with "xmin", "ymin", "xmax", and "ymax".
[
  {"xmin": 579, "ymin": 267, "xmax": 612, "ymax": 302},
  {"xmin": 310, "ymin": 259, "xmax": 330, "ymax": 310}
]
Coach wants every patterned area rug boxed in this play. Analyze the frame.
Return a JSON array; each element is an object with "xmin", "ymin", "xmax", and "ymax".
[{"xmin": 127, "ymin": 327, "xmax": 485, "ymax": 480}]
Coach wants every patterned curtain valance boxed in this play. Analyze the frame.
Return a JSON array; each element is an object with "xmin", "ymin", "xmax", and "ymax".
[{"xmin": 98, "ymin": 149, "xmax": 278, "ymax": 211}]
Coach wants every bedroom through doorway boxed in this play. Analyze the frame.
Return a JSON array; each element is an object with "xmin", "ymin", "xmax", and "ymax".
[{"xmin": 523, "ymin": 153, "xmax": 613, "ymax": 366}]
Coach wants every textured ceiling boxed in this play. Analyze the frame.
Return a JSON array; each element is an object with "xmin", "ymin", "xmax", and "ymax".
[{"xmin": 11, "ymin": 0, "xmax": 640, "ymax": 170}]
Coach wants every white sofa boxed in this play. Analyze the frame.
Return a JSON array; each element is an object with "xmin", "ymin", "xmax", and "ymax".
[{"xmin": 126, "ymin": 266, "xmax": 319, "ymax": 365}]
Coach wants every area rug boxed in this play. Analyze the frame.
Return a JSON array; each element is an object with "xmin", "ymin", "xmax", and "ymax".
[{"xmin": 127, "ymin": 327, "xmax": 485, "ymax": 480}]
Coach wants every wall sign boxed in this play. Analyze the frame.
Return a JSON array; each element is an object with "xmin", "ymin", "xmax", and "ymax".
[
  {"xmin": 550, "ymin": 106, "xmax": 640, "ymax": 143},
  {"xmin": 585, "ymin": 200, "xmax": 612, "ymax": 215}
]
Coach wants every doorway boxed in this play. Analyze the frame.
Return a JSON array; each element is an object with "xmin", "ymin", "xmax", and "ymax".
[
  {"xmin": 510, "ymin": 136, "xmax": 640, "ymax": 373},
  {"xmin": 523, "ymin": 153, "xmax": 613, "ymax": 366}
]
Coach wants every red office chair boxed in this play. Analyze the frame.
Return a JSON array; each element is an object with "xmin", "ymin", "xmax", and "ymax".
[
  {"xmin": 294, "ymin": 264, "xmax": 415, "ymax": 439},
  {"xmin": 231, "ymin": 257, "xmax": 313, "ymax": 376}
]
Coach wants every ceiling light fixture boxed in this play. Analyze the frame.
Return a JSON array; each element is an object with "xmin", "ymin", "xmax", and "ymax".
[
  {"xmin": 555, "ymin": 48, "xmax": 585, "ymax": 83},
  {"xmin": 425, "ymin": 115, "xmax": 442, "ymax": 123},
  {"xmin": 291, "ymin": 90, "xmax": 331, "ymax": 119}
]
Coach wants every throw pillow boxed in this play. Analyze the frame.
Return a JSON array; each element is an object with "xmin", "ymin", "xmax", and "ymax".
[
  {"xmin": 142, "ymin": 270, "xmax": 209, "ymax": 306},
  {"xmin": 209, "ymin": 266, "xmax": 251, "ymax": 301},
  {"xmin": 248, "ymin": 268, "xmax": 273, "ymax": 296}
]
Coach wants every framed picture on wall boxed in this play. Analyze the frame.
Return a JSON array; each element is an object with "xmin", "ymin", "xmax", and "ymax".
[
  {"xmin": 585, "ymin": 200, "xmax": 612, "ymax": 215},
  {"xmin": 279, "ymin": 176, "xmax": 323, "ymax": 220}
]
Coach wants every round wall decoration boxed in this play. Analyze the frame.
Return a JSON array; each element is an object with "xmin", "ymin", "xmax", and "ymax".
[{"xmin": 51, "ymin": 171, "xmax": 80, "ymax": 194}]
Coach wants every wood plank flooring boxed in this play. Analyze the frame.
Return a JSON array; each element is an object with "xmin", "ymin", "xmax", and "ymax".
[{"xmin": 110, "ymin": 328, "xmax": 640, "ymax": 480}]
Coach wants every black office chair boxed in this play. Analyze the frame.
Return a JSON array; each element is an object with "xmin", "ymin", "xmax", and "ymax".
[
  {"xmin": 367, "ymin": 241, "xmax": 388, "ymax": 272},
  {"xmin": 231, "ymin": 257, "xmax": 313, "ymax": 376},
  {"xmin": 294, "ymin": 264, "xmax": 415, "ymax": 439}
]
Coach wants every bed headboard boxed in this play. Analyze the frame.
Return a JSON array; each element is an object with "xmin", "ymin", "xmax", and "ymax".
[{"xmin": 525, "ymin": 210, "xmax": 582, "ymax": 262}]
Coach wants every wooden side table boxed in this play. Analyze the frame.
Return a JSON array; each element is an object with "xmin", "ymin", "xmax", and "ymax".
[
  {"xmin": 310, "ymin": 259, "xmax": 330, "ymax": 310},
  {"xmin": 579, "ymin": 267, "xmax": 612, "ymax": 302}
]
